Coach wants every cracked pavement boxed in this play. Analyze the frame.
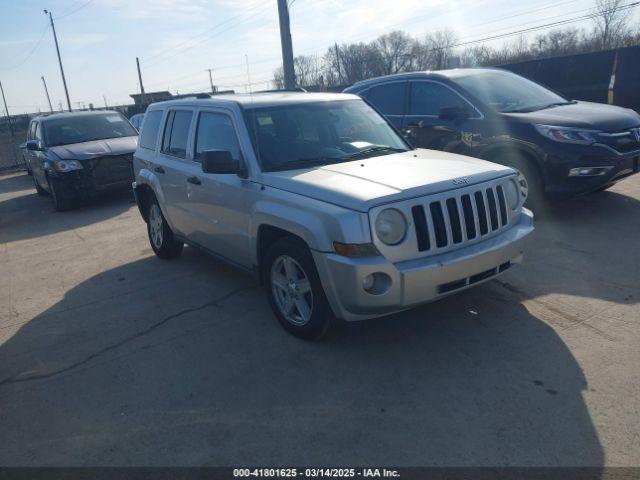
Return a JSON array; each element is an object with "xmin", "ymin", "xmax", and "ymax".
[{"xmin": 0, "ymin": 171, "xmax": 639, "ymax": 467}]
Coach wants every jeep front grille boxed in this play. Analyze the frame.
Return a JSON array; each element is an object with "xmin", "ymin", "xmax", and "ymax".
[{"xmin": 410, "ymin": 183, "xmax": 511, "ymax": 253}]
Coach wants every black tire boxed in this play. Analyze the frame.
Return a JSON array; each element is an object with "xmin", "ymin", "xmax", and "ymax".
[
  {"xmin": 146, "ymin": 196, "xmax": 183, "ymax": 259},
  {"xmin": 263, "ymin": 237, "xmax": 335, "ymax": 340},
  {"xmin": 495, "ymin": 154, "xmax": 545, "ymax": 213},
  {"xmin": 47, "ymin": 177, "xmax": 77, "ymax": 211},
  {"xmin": 33, "ymin": 174, "xmax": 47, "ymax": 196}
]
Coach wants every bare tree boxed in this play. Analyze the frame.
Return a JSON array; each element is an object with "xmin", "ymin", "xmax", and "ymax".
[
  {"xmin": 374, "ymin": 31, "xmax": 414, "ymax": 75},
  {"xmin": 591, "ymin": 0, "xmax": 631, "ymax": 49},
  {"xmin": 425, "ymin": 30, "xmax": 457, "ymax": 70}
]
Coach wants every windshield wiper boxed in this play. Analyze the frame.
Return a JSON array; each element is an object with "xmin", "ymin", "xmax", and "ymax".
[
  {"xmin": 346, "ymin": 146, "xmax": 407, "ymax": 159},
  {"xmin": 274, "ymin": 156, "xmax": 345, "ymax": 171}
]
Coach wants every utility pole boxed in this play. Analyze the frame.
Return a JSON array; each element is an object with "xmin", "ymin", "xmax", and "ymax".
[
  {"xmin": 41, "ymin": 76, "xmax": 53, "ymax": 112},
  {"xmin": 207, "ymin": 68, "xmax": 216, "ymax": 94},
  {"xmin": 334, "ymin": 42, "xmax": 344, "ymax": 85},
  {"xmin": 0, "ymin": 80, "xmax": 15, "ymax": 136},
  {"xmin": 103, "ymin": 95, "xmax": 108, "ymax": 108},
  {"xmin": 136, "ymin": 57, "xmax": 147, "ymax": 105},
  {"xmin": 44, "ymin": 10, "xmax": 72, "ymax": 111},
  {"xmin": 245, "ymin": 54, "xmax": 252, "ymax": 94},
  {"xmin": 277, "ymin": 0, "xmax": 295, "ymax": 89}
]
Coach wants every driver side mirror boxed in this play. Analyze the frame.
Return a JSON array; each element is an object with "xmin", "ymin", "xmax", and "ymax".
[
  {"xmin": 201, "ymin": 150, "xmax": 240, "ymax": 175},
  {"xmin": 439, "ymin": 106, "xmax": 469, "ymax": 121},
  {"xmin": 26, "ymin": 140, "xmax": 41, "ymax": 151}
]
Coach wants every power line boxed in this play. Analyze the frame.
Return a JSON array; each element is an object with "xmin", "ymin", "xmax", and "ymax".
[
  {"xmin": 55, "ymin": 0, "xmax": 96, "ymax": 20},
  {"xmin": 142, "ymin": 3, "xmax": 273, "ymax": 68},
  {"xmin": 3, "ymin": 24, "xmax": 49, "ymax": 71}
]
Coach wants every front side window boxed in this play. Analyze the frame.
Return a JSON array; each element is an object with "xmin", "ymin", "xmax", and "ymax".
[
  {"xmin": 43, "ymin": 113, "xmax": 137, "ymax": 147},
  {"xmin": 245, "ymin": 100, "xmax": 409, "ymax": 172},
  {"xmin": 367, "ymin": 82, "xmax": 406, "ymax": 115},
  {"xmin": 139, "ymin": 110, "xmax": 162, "ymax": 150},
  {"xmin": 34, "ymin": 123, "xmax": 42, "ymax": 143},
  {"xmin": 194, "ymin": 112, "xmax": 242, "ymax": 162},
  {"xmin": 28, "ymin": 122, "xmax": 36, "ymax": 140},
  {"xmin": 409, "ymin": 82, "xmax": 468, "ymax": 116},
  {"xmin": 453, "ymin": 70, "xmax": 569, "ymax": 113},
  {"xmin": 161, "ymin": 110, "xmax": 193, "ymax": 158}
]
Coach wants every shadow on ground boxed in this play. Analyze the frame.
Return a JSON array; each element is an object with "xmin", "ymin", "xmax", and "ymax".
[
  {"xmin": 2, "ymin": 173, "xmax": 638, "ymax": 467},
  {"xmin": 0, "ymin": 173, "xmax": 134, "ymax": 244}
]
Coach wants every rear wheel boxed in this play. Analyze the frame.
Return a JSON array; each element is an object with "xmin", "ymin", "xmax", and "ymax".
[
  {"xmin": 264, "ymin": 237, "xmax": 334, "ymax": 340},
  {"xmin": 147, "ymin": 198, "xmax": 183, "ymax": 259}
]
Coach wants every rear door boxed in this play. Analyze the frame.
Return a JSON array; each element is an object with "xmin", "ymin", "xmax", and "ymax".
[
  {"xmin": 363, "ymin": 81, "xmax": 407, "ymax": 129},
  {"xmin": 153, "ymin": 109, "xmax": 195, "ymax": 236},
  {"xmin": 402, "ymin": 80, "xmax": 480, "ymax": 155}
]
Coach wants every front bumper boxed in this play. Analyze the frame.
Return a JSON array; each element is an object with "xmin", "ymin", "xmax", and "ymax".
[
  {"xmin": 47, "ymin": 158, "xmax": 133, "ymax": 200},
  {"xmin": 545, "ymin": 145, "xmax": 640, "ymax": 198},
  {"xmin": 313, "ymin": 209, "xmax": 534, "ymax": 321}
]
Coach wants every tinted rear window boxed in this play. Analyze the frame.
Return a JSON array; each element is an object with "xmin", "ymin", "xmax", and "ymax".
[
  {"xmin": 139, "ymin": 110, "xmax": 163, "ymax": 150},
  {"xmin": 161, "ymin": 110, "xmax": 192, "ymax": 158},
  {"xmin": 367, "ymin": 82, "xmax": 406, "ymax": 115}
]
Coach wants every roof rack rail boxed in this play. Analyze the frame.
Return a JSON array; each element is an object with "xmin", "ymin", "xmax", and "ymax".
[
  {"xmin": 254, "ymin": 87, "xmax": 308, "ymax": 93},
  {"xmin": 194, "ymin": 93, "xmax": 211, "ymax": 99}
]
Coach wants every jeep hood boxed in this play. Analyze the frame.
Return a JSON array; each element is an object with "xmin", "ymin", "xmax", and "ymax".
[
  {"xmin": 260, "ymin": 149, "xmax": 513, "ymax": 212},
  {"xmin": 48, "ymin": 136, "xmax": 137, "ymax": 160}
]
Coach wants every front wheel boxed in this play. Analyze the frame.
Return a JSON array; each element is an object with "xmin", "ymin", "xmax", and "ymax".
[
  {"xmin": 147, "ymin": 198, "xmax": 183, "ymax": 259},
  {"xmin": 48, "ymin": 177, "xmax": 77, "ymax": 211},
  {"xmin": 496, "ymin": 155, "xmax": 545, "ymax": 213},
  {"xmin": 264, "ymin": 237, "xmax": 334, "ymax": 340}
]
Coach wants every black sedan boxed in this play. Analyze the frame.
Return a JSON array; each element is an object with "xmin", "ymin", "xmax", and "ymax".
[
  {"xmin": 344, "ymin": 69, "xmax": 640, "ymax": 210},
  {"xmin": 23, "ymin": 111, "xmax": 138, "ymax": 210}
]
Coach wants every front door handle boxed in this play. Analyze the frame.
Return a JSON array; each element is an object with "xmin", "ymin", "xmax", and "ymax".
[
  {"xmin": 187, "ymin": 176, "xmax": 201, "ymax": 185},
  {"xmin": 154, "ymin": 166, "xmax": 165, "ymax": 174}
]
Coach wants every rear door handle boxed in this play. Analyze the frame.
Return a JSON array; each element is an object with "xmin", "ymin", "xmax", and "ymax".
[
  {"xmin": 154, "ymin": 166, "xmax": 165, "ymax": 174},
  {"xmin": 187, "ymin": 176, "xmax": 201, "ymax": 185}
]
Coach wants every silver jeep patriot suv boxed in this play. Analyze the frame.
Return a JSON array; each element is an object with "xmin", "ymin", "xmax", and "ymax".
[{"xmin": 132, "ymin": 92, "xmax": 534, "ymax": 339}]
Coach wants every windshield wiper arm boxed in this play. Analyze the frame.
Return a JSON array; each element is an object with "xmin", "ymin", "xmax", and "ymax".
[
  {"xmin": 346, "ymin": 146, "xmax": 407, "ymax": 159},
  {"xmin": 275, "ymin": 156, "xmax": 344, "ymax": 171}
]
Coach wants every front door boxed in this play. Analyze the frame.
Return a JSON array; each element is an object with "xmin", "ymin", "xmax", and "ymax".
[
  {"xmin": 185, "ymin": 109, "xmax": 253, "ymax": 268},
  {"xmin": 402, "ymin": 81, "xmax": 479, "ymax": 155}
]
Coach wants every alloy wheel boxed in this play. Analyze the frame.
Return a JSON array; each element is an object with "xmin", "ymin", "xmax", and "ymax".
[
  {"xmin": 149, "ymin": 204, "xmax": 164, "ymax": 249},
  {"xmin": 270, "ymin": 255, "xmax": 313, "ymax": 326}
]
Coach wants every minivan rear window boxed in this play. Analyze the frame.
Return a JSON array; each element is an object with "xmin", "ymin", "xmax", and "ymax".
[{"xmin": 139, "ymin": 110, "xmax": 163, "ymax": 150}]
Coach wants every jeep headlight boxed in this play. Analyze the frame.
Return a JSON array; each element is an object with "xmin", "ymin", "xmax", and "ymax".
[
  {"xmin": 535, "ymin": 124, "xmax": 600, "ymax": 145},
  {"xmin": 504, "ymin": 178, "xmax": 520, "ymax": 210},
  {"xmin": 52, "ymin": 160, "xmax": 83, "ymax": 172},
  {"xmin": 375, "ymin": 208, "xmax": 407, "ymax": 245}
]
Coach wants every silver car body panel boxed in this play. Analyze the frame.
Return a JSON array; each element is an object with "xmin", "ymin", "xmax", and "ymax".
[{"xmin": 133, "ymin": 93, "xmax": 534, "ymax": 321}]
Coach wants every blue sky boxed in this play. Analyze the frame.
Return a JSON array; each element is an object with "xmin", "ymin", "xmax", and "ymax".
[{"xmin": 0, "ymin": 0, "xmax": 621, "ymax": 114}]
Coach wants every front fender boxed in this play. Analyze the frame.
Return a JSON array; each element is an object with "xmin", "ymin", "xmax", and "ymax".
[{"xmin": 249, "ymin": 194, "xmax": 371, "ymax": 254}]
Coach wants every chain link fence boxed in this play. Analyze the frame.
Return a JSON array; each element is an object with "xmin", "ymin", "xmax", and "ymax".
[{"xmin": 0, "ymin": 117, "xmax": 28, "ymax": 173}]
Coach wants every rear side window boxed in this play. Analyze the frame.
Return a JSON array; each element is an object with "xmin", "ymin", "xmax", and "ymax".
[
  {"xmin": 139, "ymin": 110, "xmax": 163, "ymax": 150},
  {"xmin": 161, "ymin": 110, "xmax": 193, "ymax": 158},
  {"xmin": 194, "ymin": 112, "xmax": 242, "ymax": 162},
  {"xmin": 367, "ymin": 82, "xmax": 406, "ymax": 115},
  {"xmin": 409, "ymin": 82, "xmax": 467, "ymax": 116}
]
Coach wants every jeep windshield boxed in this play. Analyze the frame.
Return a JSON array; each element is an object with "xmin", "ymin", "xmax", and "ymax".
[
  {"xmin": 244, "ymin": 99, "xmax": 410, "ymax": 172},
  {"xmin": 453, "ymin": 70, "xmax": 570, "ymax": 113},
  {"xmin": 44, "ymin": 113, "xmax": 138, "ymax": 147}
]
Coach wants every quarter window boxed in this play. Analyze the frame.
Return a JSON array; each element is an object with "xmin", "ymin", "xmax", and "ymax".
[
  {"xmin": 161, "ymin": 110, "xmax": 193, "ymax": 158},
  {"xmin": 367, "ymin": 83, "xmax": 406, "ymax": 115},
  {"xmin": 194, "ymin": 112, "xmax": 242, "ymax": 162},
  {"xmin": 139, "ymin": 110, "xmax": 163, "ymax": 150},
  {"xmin": 409, "ymin": 82, "xmax": 468, "ymax": 116}
]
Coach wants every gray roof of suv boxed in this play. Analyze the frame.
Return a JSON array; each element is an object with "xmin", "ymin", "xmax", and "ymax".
[
  {"xmin": 345, "ymin": 67, "xmax": 508, "ymax": 90},
  {"xmin": 148, "ymin": 92, "xmax": 361, "ymax": 110}
]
